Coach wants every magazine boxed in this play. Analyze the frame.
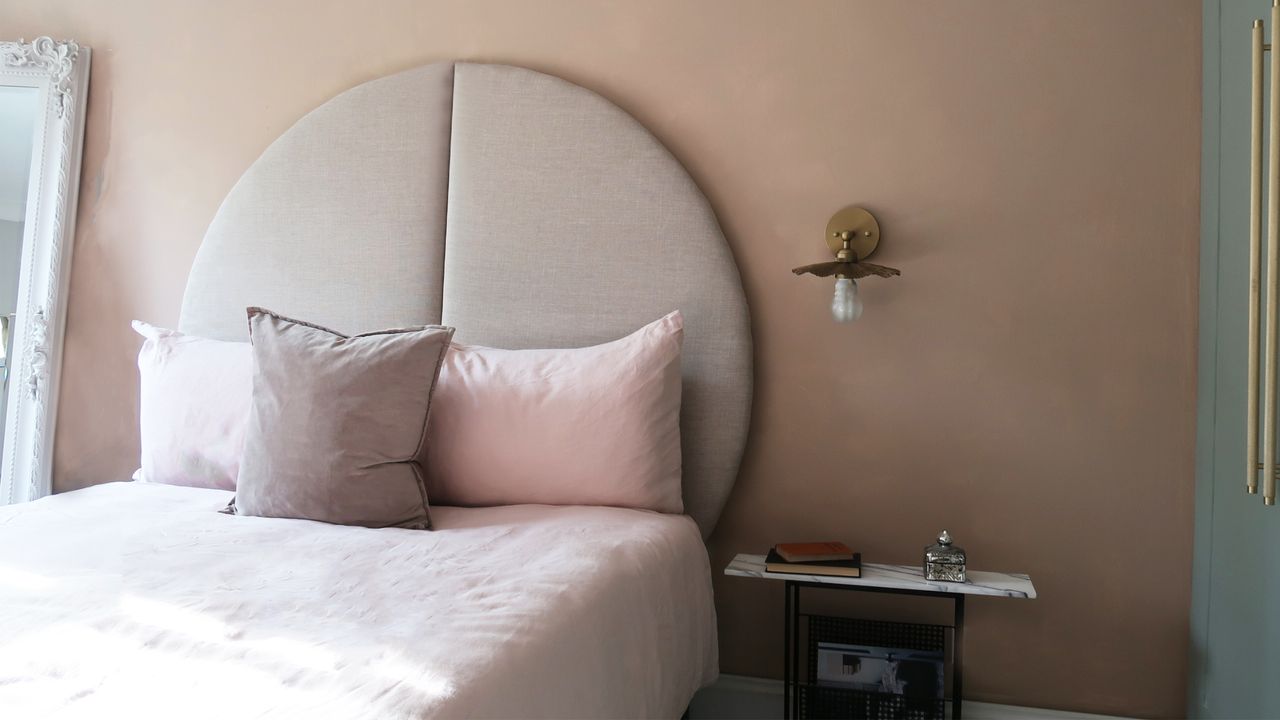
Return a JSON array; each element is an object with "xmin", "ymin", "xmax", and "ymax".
[{"xmin": 815, "ymin": 641, "xmax": 944, "ymax": 700}]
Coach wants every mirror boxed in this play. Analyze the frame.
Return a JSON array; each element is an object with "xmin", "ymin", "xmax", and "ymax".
[
  {"xmin": 1, "ymin": 86, "xmax": 38, "ymax": 459},
  {"xmin": 0, "ymin": 39, "xmax": 90, "ymax": 504}
]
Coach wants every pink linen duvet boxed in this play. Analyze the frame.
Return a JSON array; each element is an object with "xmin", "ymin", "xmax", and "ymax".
[{"xmin": 0, "ymin": 483, "xmax": 718, "ymax": 719}]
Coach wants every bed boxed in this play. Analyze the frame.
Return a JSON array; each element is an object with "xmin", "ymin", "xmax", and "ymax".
[
  {"xmin": 0, "ymin": 61, "xmax": 751, "ymax": 718},
  {"xmin": 0, "ymin": 483, "xmax": 716, "ymax": 718}
]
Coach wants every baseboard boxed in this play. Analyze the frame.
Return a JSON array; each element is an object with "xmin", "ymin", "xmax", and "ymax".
[{"xmin": 688, "ymin": 674, "xmax": 1133, "ymax": 720}]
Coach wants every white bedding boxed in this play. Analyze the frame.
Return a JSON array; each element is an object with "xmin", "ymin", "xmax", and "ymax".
[{"xmin": 0, "ymin": 483, "xmax": 718, "ymax": 719}]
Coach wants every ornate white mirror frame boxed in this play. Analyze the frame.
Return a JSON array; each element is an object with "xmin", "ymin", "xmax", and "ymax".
[{"xmin": 0, "ymin": 38, "xmax": 90, "ymax": 504}]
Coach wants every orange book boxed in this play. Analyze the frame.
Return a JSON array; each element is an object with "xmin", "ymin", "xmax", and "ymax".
[{"xmin": 775, "ymin": 541, "xmax": 854, "ymax": 563}]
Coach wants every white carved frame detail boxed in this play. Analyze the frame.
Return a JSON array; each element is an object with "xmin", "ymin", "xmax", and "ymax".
[{"xmin": 0, "ymin": 38, "xmax": 90, "ymax": 504}]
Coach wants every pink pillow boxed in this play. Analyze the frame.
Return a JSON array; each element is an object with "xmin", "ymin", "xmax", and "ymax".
[
  {"xmin": 425, "ymin": 311, "xmax": 684, "ymax": 513},
  {"xmin": 133, "ymin": 321, "xmax": 252, "ymax": 490}
]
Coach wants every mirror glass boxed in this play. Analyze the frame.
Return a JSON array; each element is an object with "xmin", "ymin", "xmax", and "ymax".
[{"xmin": 0, "ymin": 85, "xmax": 39, "ymax": 442}]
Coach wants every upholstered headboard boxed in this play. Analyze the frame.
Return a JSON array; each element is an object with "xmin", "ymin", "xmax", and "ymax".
[{"xmin": 179, "ymin": 62, "xmax": 751, "ymax": 538}]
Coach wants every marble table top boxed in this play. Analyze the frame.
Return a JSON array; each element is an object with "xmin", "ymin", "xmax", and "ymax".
[{"xmin": 725, "ymin": 553, "xmax": 1036, "ymax": 599}]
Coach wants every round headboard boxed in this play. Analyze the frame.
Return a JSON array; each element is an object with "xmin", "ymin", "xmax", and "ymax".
[{"xmin": 180, "ymin": 62, "xmax": 752, "ymax": 537}]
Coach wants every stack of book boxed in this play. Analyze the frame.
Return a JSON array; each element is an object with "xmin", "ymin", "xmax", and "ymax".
[{"xmin": 765, "ymin": 541, "xmax": 862, "ymax": 578}]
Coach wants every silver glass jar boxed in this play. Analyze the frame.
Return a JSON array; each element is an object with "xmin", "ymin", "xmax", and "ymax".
[{"xmin": 923, "ymin": 530, "xmax": 966, "ymax": 583}]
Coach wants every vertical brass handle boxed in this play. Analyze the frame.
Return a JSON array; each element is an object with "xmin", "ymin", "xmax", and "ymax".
[
  {"xmin": 1250, "ymin": 19, "xmax": 1264, "ymax": 496},
  {"xmin": 1265, "ymin": 2, "xmax": 1280, "ymax": 506},
  {"xmin": 0, "ymin": 314, "xmax": 9, "ymax": 387}
]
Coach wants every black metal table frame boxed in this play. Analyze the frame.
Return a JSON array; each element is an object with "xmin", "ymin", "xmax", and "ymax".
[{"xmin": 782, "ymin": 579, "xmax": 965, "ymax": 720}]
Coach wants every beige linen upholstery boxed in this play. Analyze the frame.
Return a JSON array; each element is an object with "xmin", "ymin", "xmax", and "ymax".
[
  {"xmin": 180, "ymin": 63, "xmax": 455, "ymax": 339},
  {"xmin": 230, "ymin": 308, "xmax": 454, "ymax": 529},
  {"xmin": 445, "ymin": 63, "xmax": 752, "ymax": 536},
  {"xmin": 180, "ymin": 61, "xmax": 752, "ymax": 538}
]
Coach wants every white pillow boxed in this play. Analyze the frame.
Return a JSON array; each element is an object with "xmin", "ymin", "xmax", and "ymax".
[{"xmin": 133, "ymin": 321, "xmax": 252, "ymax": 490}]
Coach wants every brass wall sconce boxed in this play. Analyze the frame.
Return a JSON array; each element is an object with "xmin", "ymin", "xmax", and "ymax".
[{"xmin": 792, "ymin": 206, "xmax": 900, "ymax": 323}]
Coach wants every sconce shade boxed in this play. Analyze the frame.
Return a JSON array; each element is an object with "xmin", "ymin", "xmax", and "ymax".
[{"xmin": 792, "ymin": 260, "xmax": 901, "ymax": 279}]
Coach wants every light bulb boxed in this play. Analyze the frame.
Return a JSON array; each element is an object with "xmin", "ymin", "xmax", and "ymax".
[{"xmin": 831, "ymin": 278, "xmax": 863, "ymax": 323}]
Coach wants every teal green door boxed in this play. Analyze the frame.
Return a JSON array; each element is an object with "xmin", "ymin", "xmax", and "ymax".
[{"xmin": 1194, "ymin": 2, "xmax": 1280, "ymax": 716}]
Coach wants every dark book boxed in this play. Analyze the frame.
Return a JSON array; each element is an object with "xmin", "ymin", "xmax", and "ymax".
[{"xmin": 766, "ymin": 548, "xmax": 862, "ymax": 578}]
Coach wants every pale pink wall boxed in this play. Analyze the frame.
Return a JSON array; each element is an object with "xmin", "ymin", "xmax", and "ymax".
[{"xmin": 0, "ymin": 1, "xmax": 1200, "ymax": 716}]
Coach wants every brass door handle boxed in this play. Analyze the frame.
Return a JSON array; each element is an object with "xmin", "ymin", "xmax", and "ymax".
[
  {"xmin": 1249, "ymin": 18, "xmax": 1264, "ymax": 498},
  {"xmin": 0, "ymin": 314, "xmax": 10, "ymax": 387},
  {"xmin": 1250, "ymin": 7, "xmax": 1280, "ymax": 506}
]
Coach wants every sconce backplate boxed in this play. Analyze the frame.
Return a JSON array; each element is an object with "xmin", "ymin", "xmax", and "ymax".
[{"xmin": 825, "ymin": 206, "xmax": 881, "ymax": 260}]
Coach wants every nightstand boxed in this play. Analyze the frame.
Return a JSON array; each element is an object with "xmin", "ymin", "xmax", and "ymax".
[{"xmin": 725, "ymin": 554, "xmax": 1036, "ymax": 720}]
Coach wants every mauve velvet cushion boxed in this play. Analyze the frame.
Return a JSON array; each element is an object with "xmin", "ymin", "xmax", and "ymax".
[
  {"xmin": 132, "ymin": 321, "xmax": 251, "ymax": 490},
  {"xmin": 230, "ymin": 308, "xmax": 454, "ymax": 529},
  {"xmin": 425, "ymin": 311, "xmax": 684, "ymax": 513}
]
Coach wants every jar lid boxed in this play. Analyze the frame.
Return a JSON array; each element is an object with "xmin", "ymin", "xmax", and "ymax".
[{"xmin": 925, "ymin": 529, "xmax": 965, "ymax": 562}]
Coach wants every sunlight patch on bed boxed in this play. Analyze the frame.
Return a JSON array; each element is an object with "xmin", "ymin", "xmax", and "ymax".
[
  {"xmin": 369, "ymin": 653, "xmax": 455, "ymax": 700},
  {"xmin": 244, "ymin": 636, "xmax": 339, "ymax": 671},
  {"xmin": 119, "ymin": 595, "xmax": 231, "ymax": 643},
  {"xmin": 0, "ymin": 564, "xmax": 57, "ymax": 591}
]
